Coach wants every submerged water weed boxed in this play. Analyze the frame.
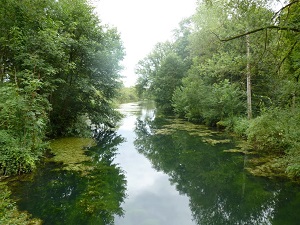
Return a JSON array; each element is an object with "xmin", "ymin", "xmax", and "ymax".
[
  {"xmin": 223, "ymin": 141, "xmax": 255, "ymax": 154},
  {"xmin": 203, "ymin": 138, "xmax": 231, "ymax": 145},
  {"xmin": 245, "ymin": 156, "xmax": 286, "ymax": 178},
  {"xmin": 154, "ymin": 118, "xmax": 231, "ymax": 145},
  {"xmin": 49, "ymin": 137, "xmax": 96, "ymax": 172},
  {"xmin": 154, "ymin": 119, "xmax": 214, "ymax": 135}
]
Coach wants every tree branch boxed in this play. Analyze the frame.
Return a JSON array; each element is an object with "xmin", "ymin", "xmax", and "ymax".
[
  {"xmin": 273, "ymin": 0, "xmax": 300, "ymax": 20},
  {"xmin": 219, "ymin": 26, "xmax": 300, "ymax": 42},
  {"xmin": 278, "ymin": 40, "xmax": 298, "ymax": 71}
]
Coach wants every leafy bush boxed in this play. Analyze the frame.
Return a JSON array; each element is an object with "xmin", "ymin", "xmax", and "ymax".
[
  {"xmin": 173, "ymin": 78, "xmax": 245, "ymax": 125},
  {"xmin": 173, "ymin": 77, "xmax": 208, "ymax": 123},
  {"xmin": 0, "ymin": 81, "xmax": 49, "ymax": 175},
  {"xmin": 285, "ymin": 144, "xmax": 300, "ymax": 178},
  {"xmin": 218, "ymin": 116, "xmax": 249, "ymax": 136},
  {"xmin": 245, "ymin": 107, "xmax": 300, "ymax": 178},
  {"xmin": 246, "ymin": 108, "xmax": 300, "ymax": 154},
  {"xmin": 0, "ymin": 131, "xmax": 36, "ymax": 175},
  {"xmin": 232, "ymin": 117, "xmax": 250, "ymax": 137}
]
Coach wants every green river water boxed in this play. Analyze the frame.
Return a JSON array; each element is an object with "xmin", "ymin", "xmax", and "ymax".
[{"xmin": 8, "ymin": 102, "xmax": 300, "ymax": 225}]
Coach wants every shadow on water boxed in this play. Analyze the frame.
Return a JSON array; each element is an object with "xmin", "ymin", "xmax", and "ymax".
[
  {"xmin": 133, "ymin": 103, "xmax": 300, "ymax": 225},
  {"xmin": 8, "ymin": 130, "xmax": 127, "ymax": 225}
]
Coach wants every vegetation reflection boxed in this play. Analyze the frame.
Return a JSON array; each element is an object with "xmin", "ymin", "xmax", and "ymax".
[
  {"xmin": 11, "ymin": 130, "xmax": 126, "ymax": 225},
  {"xmin": 134, "ymin": 111, "xmax": 300, "ymax": 225}
]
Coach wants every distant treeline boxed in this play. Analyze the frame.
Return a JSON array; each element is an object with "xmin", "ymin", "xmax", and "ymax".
[{"xmin": 116, "ymin": 87, "xmax": 139, "ymax": 104}]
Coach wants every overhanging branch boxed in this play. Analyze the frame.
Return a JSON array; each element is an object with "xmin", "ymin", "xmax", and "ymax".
[
  {"xmin": 278, "ymin": 40, "xmax": 298, "ymax": 70},
  {"xmin": 273, "ymin": 0, "xmax": 300, "ymax": 20},
  {"xmin": 219, "ymin": 26, "xmax": 300, "ymax": 41}
]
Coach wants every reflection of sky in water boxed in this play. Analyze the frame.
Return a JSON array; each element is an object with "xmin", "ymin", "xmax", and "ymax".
[{"xmin": 115, "ymin": 103, "xmax": 195, "ymax": 225}]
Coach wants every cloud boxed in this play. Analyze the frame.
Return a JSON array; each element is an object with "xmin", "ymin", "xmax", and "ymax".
[{"xmin": 93, "ymin": 0, "xmax": 196, "ymax": 86}]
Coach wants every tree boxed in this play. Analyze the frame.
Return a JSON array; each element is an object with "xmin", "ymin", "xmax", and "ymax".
[
  {"xmin": 0, "ymin": 0, "xmax": 124, "ymax": 175},
  {"xmin": 135, "ymin": 42, "xmax": 173, "ymax": 99},
  {"xmin": 135, "ymin": 20, "xmax": 193, "ymax": 112},
  {"xmin": 197, "ymin": 0, "xmax": 300, "ymax": 177}
]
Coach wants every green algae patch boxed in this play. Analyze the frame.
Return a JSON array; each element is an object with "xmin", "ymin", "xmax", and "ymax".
[
  {"xmin": 223, "ymin": 140, "xmax": 255, "ymax": 154},
  {"xmin": 154, "ymin": 118, "xmax": 232, "ymax": 145},
  {"xmin": 224, "ymin": 149, "xmax": 255, "ymax": 154},
  {"xmin": 154, "ymin": 119, "xmax": 217, "ymax": 136},
  {"xmin": 203, "ymin": 138, "xmax": 232, "ymax": 145},
  {"xmin": 245, "ymin": 156, "xmax": 286, "ymax": 178},
  {"xmin": 49, "ymin": 137, "xmax": 96, "ymax": 172},
  {"xmin": 223, "ymin": 140, "xmax": 289, "ymax": 178},
  {"xmin": 154, "ymin": 128, "xmax": 174, "ymax": 135}
]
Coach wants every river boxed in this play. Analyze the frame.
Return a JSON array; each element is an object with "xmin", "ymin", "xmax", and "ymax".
[{"xmin": 8, "ymin": 101, "xmax": 300, "ymax": 225}]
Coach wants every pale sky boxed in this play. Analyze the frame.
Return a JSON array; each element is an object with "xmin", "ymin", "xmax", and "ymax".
[{"xmin": 93, "ymin": 0, "xmax": 197, "ymax": 87}]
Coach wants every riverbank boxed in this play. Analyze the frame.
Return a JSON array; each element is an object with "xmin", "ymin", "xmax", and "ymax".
[{"xmin": 222, "ymin": 132, "xmax": 300, "ymax": 182}]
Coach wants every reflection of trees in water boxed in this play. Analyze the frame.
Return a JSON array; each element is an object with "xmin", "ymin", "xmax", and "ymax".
[
  {"xmin": 91, "ymin": 129, "xmax": 125, "ymax": 163},
  {"xmin": 134, "ymin": 117, "xmax": 288, "ymax": 225},
  {"xmin": 12, "ymin": 130, "xmax": 126, "ymax": 225}
]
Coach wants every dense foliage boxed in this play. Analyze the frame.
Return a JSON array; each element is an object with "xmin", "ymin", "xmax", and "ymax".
[
  {"xmin": 0, "ymin": 0, "xmax": 124, "ymax": 175},
  {"xmin": 136, "ymin": 0, "xmax": 300, "ymax": 178}
]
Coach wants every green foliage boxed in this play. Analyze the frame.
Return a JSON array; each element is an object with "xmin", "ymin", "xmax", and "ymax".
[
  {"xmin": 116, "ymin": 87, "xmax": 139, "ymax": 103},
  {"xmin": 230, "ymin": 117, "xmax": 250, "ymax": 137},
  {"xmin": 43, "ymin": 1, "xmax": 124, "ymax": 136},
  {"xmin": 1, "ymin": 0, "xmax": 124, "ymax": 136},
  {"xmin": 135, "ymin": 0, "xmax": 300, "ymax": 178},
  {"xmin": 152, "ymin": 53, "xmax": 186, "ymax": 112},
  {"xmin": 173, "ymin": 78, "xmax": 245, "ymax": 125},
  {"xmin": 0, "ymin": 0, "xmax": 124, "ymax": 175},
  {"xmin": 0, "ymin": 80, "xmax": 49, "ymax": 175},
  {"xmin": 246, "ymin": 108, "xmax": 300, "ymax": 154},
  {"xmin": 246, "ymin": 109, "xmax": 288, "ymax": 153},
  {"xmin": 244, "ymin": 107, "xmax": 300, "ymax": 178},
  {"xmin": 135, "ymin": 21, "xmax": 193, "ymax": 113},
  {"xmin": 64, "ymin": 115, "xmax": 93, "ymax": 138},
  {"xmin": 285, "ymin": 143, "xmax": 300, "ymax": 178}
]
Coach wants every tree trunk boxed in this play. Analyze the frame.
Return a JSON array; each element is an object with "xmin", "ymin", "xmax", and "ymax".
[
  {"xmin": 246, "ymin": 34, "xmax": 252, "ymax": 119},
  {"xmin": 0, "ymin": 56, "xmax": 3, "ymax": 83}
]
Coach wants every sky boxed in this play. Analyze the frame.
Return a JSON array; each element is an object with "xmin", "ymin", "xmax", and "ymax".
[{"xmin": 93, "ymin": 0, "xmax": 197, "ymax": 87}]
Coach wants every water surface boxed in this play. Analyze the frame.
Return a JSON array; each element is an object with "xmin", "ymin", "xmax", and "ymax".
[
  {"xmin": 9, "ymin": 101, "xmax": 300, "ymax": 225},
  {"xmin": 114, "ymin": 102, "xmax": 194, "ymax": 225}
]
